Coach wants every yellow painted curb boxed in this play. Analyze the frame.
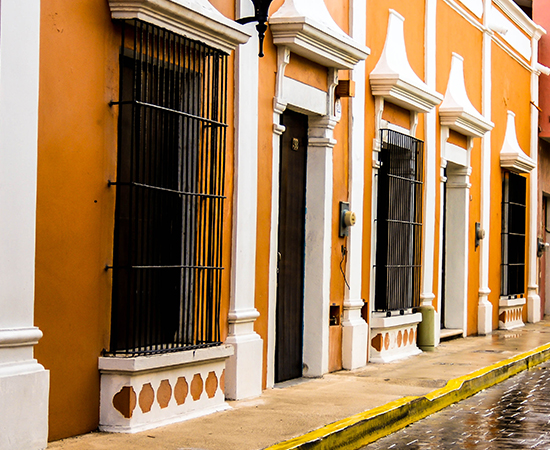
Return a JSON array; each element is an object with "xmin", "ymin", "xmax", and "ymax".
[{"xmin": 263, "ymin": 342, "xmax": 550, "ymax": 450}]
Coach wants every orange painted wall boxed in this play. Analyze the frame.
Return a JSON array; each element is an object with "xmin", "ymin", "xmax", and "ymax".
[
  {"xmin": 435, "ymin": 1, "xmax": 483, "ymax": 335},
  {"xmin": 35, "ymin": 0, "xmax": 237, "ymax": 440},
  {"xmin": 35, "ymin": 0, "xmax": 119, "ymax": 440},
  {"xmin": 253, "ymin": 0, "xmax": 353, "ymax": 385},
  {"xmin": 489, "ymin": 42, "xmax": 532, "ymax": 327},
  {"xmin": 363, "ymin": 0, "xmax": 426, "ymax": 306}
]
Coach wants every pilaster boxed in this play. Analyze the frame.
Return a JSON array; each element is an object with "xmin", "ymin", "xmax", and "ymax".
[
  {"xmin": 225, "ymin": 0, "xmax": 263, "ymax": 400},
  {"xmin": 341, "ymin": 0, "xmax": 368, "ymax": 371},
  {"xmin": 0, "ymin": 0, "xmax": 49, "ymax": 448}
]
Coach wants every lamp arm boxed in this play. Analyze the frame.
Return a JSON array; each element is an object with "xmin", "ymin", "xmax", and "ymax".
[{"xmin": 236, "ymin": 16, "xmax": 258, "ymax": 25}]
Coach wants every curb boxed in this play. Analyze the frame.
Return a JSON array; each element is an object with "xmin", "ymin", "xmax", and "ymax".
[{"xmin": 263, "ymin": 342, "xmax": 550, "ymax": 450}]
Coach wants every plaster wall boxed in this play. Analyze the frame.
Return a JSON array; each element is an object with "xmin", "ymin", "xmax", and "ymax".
[
  {"xmin": 35, "ymin": 0, "xmax": 238, "ymax": 440},
  {"xmin": 436, "ymin": 0, "xmax": 484, "ymax": 335},
  {"xmin": 489, "ymin": 41, "xmax": 532, "ymax": 328}
]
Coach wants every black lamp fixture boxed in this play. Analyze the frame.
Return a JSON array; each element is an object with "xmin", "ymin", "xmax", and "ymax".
[{"xmin": 236, "ymin": 0, "xmax": 274, "ymax": 57}]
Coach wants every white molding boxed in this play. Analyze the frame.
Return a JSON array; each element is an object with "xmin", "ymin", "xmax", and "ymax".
[
  {"xmin": 499, "ymin": 111, "xmax": 535, "ymax": 173},
  {"xmin": 341, "ymin": 0, "xmax": 368, "ymax": 371},
  {"xmin": 99, "ymin": 345, "xmax": 234, "ymax": 373},
  {"xmin": 0, "ymin": 1, "xmax": 49, "ymax": 448},
  {"xmin": 419, "ymin": 0, "xmax": 439, "ymax": 345},
  {"xmin": 226, "ymin": 0, "xmax": 263, "ymax": 400},
  {"xmin": 492, "ymin": 0, "xmax": 546, "ymax": 39},
  {"xmin": 282, "ymin": 77, "xmax": 327, "ymax": 115},
  {"xmin": 492, "ymin": 34, "xmax": 537, "ymax": 72},
  {"xmin": 489, "ymin": 5, "xmax": 532, "ymax": 61},
  {"xmin": 443, "ymin": 0, "xmax": 484, "ymax": 32},
  {"xmin": 99, "ymin": 349, "xmax": 231, "ymax": 433},
  {"xmin": 370, "ymin": 9, "xmax": 443, "ymax": 113},
  {"xmin": 446, "ymin": 143, "xmax": 469, "ymax": 166},
  {"xmin": 443, "ymin": 162, "xmax": 471, "ymax": 336},
  {"xmin": 456, "ymin": 0, "xmax": 483, "ymax": 18},
  {"xmin": 107, "ymin": 0, "xmax": 251, "ymax": 54},
  {"xmin": 269, "ymin": 0, "xmax": 369, "ymax": 69},
  {"xmin": 0, "ymin": 327, "xmax": 43, "ymax": 348},
  {"xmin": 267, "ymin": 60, "xmax": 337, "ymax": 384},
  {"xmin": 478, "ymin": 4, "xmax": 493, "ymax": 336},
  {"xmin": 439, "ymin": 53, "xmax": 494, "ymax": 137},
  {"xmin": 370, "ymin": 312, "xmax": 423, "ymax": 329},
  {"xmin": 266, "ymin": 48, "xmax": 291, "ymax": 388},
  {"xmin": 499, "ymin": 297, "xmax": 526, "ymax": 307},
  {"xmin": 527, "ymin": 32, "xmax": 542, "ymax": 323},
  {"xmin": 369, "ymin": 313, "xmax": 423, "ymax": 363}
]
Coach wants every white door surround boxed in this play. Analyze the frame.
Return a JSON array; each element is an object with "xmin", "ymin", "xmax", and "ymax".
[{"xmin": 266, "ymin": 47, "xmax": 339, "ymax": 386}]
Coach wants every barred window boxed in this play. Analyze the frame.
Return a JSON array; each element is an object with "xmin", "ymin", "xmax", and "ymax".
[
  {"xmin": 107, "ymin": 20, "xmax": 227, "ymax": 356},
  {"xmin": 374, "ymin": 129, "xmax": 424, "ymax": 313},
  {"xmin": 501, "ymin": 171, "xmax": 526, "ymax": 297}
]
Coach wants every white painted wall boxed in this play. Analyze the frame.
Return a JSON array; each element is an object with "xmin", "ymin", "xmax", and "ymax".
[
  {"xmin": 0, "ymin": 0, "xmax": 49, "ymax": 448},
  {"xmin": 225, "ymin": 0, "xmax": 263, "ymax": 401}
]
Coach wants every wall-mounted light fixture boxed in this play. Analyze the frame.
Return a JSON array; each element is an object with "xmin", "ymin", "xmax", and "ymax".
[{"xmin": 236, "ymin": 0, "xmax": 274, "ymax": 57}]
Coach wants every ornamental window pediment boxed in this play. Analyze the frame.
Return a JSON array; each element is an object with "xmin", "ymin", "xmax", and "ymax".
[
  {"xmin": 107, "ymin": 0, "xmax": 250, "ymax": 54},
  {"xmin": 439, "ymin": 53, "xmax": 493, "ymax": 138},
  {"xmin": 268, "ymin": 0, "xmax": 369, "ymax": 70},
  {"xmin": 370, "ymin": 10, "xmax": 443, "ymax": 113},
  {"xmin": 500, "ymin": 111, "xmax": 535, "ymax": 173}
]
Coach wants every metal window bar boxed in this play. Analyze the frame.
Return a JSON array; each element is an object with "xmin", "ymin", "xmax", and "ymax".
[
  {"xmin": 501, "ymin": 171, "xmax": 526, "ymax": 297},
  {"xmin": 107, "ymin": 20, "xmax": 227, "ymax": 356},
  {"xmin": 374, "ymin": 129, "xmax": 424, "ymax": 313}
]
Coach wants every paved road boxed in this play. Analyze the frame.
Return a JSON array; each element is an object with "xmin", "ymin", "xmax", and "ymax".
[{"xmin": 363, "ymin": 360, "xmax": 550, "ymax": 449}]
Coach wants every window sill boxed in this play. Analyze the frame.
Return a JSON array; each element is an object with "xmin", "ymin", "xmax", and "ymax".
[
  {"xmin": 499, "ymin": 296, "xmax": 526, "ymax": 308},
  {"xmin": 99, "ymin": 344, "xmax": 233, "ymax": 433},
  {"xmin": 370, "ymin": 312, "xmax": 422, "ymax": 329},
  {"xmin": 99, "ymin": 344, "xmax": 234, "ymax": 374}
]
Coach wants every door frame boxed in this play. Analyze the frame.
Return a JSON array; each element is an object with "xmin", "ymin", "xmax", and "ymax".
[
  {"xmin": 275, "ymin": 109, "xmax": 308, "ymax": 383},
  {"xmin": 437, "ymin": 127, "xmax": 472, "ymax": 336},
  {"xmin": 266, "ymin": 47, "xmax": 339, "ymax": 387}
]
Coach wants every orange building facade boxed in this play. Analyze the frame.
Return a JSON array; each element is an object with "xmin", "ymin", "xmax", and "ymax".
[{"xmin": 0, "ymin": 0, "xmax": 546, "ymax": 447}]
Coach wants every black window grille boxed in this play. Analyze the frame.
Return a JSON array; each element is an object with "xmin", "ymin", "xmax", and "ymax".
[
  {"xmin": 501, "ymin": 171, "xmax": 526, "ymax": 297},
  {"xmin": 107, "ymin": 20, "xmax": 227, "ymax": 356},
  {"xmin": 374, "ymin": 129, "xmax": 424, "ymax": 313}
]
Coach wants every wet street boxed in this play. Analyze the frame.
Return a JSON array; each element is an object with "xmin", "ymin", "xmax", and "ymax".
[{"xmin": 363, "ymin": 360, "xmax": 550, "ymax": 449}]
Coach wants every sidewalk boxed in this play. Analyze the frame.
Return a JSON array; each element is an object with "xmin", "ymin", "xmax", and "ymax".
[{"xmin": 48, "ymin": 319, "xmax": 550, "ymax": 450}]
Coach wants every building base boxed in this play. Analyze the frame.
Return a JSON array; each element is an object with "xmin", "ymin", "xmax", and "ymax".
[
  {"xmin": 99, "ymin": 345, "xmax": 233, "ymax": 433},
  {"xmin": 0, "ymin": 363, "xmax": 49, "ymax": 450},
  {"xmin": 342, "ymin": 299, "xmax": 368, "ymax": 370},
  {"xmin": 499, "ymin": 297, "xmax": 526, "ymax": 330},
  {"xmin": 224, "ymin": 332, "xmax": 263, "ymax": 400},
  {"xmin": 369, "ymin": 313, "xmax": 422, "ymax": 363}
]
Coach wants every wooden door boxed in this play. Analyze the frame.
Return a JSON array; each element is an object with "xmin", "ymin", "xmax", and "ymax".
[{"xmin": 275, "ymin": 110, "xmax": 308, "ymax": 383}]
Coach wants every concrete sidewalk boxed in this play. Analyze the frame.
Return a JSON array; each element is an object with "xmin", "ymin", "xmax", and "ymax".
[{"xmin": 48, "ymin": 319, "xmax": 550, "ymax": 450}]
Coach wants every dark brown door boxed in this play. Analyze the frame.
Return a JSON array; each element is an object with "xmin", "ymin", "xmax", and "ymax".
[{"xmin": 275, "ymin": 110, "xmax": 308, "ymax": 383}]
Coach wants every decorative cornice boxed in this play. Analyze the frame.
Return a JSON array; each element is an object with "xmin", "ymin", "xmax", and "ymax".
[
  {"xmin": 500, "ymin": 111, "xmax": 535, "ymax": 173},
  {"xmin": 439, "ymin": 53, "xmax": 493, "ymax": 137},
  {"xmin": 369, "ymin": 10, "xmax": 443, "ymax": 113},
  {"xmin": 269, "ymin": 0, "xmax": 369, "ymax": 70},
  {"xmin": 492, "ymin": 0, "xmax": 546, "ymax": 39},
  {"xmin": 107, "ymin": 0, "xmax": 251, "ymax": 54}
]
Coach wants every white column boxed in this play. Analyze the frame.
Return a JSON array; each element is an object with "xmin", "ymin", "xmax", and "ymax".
[
  {"xmin": 0, "ymin": 1, "xmax": 49, "ymax": 448},
  {"xmin": 342, "ymin": 0, "xmax": 368, "ymax": 370},
  {"xmin": 527, "ymin": 32, "xmax": 544, "ymax": 323},
  {"xmin": 419, "ymin": 0, "xmax": 439, "ymax": 345},
  {"xmin": 478, "ymin": 3, "xmax": 493, "ymax": 334},
  {"xmin": 303, "ymin": 116, "xmax": 336, "ymax": 378},
  {"xmin": 225, "ymin": 0, "xmax": 263, "ymax": 400}
]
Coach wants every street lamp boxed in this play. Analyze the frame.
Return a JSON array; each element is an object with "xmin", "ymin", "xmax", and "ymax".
[{"xmin": 236, "ymin": 0, "xmax": 274, "ymax": 57}]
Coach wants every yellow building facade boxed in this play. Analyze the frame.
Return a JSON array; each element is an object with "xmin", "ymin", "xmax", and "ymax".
[{"xmin": 0, "ymin": 0, "xmax": 545, "ymax": 447}]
